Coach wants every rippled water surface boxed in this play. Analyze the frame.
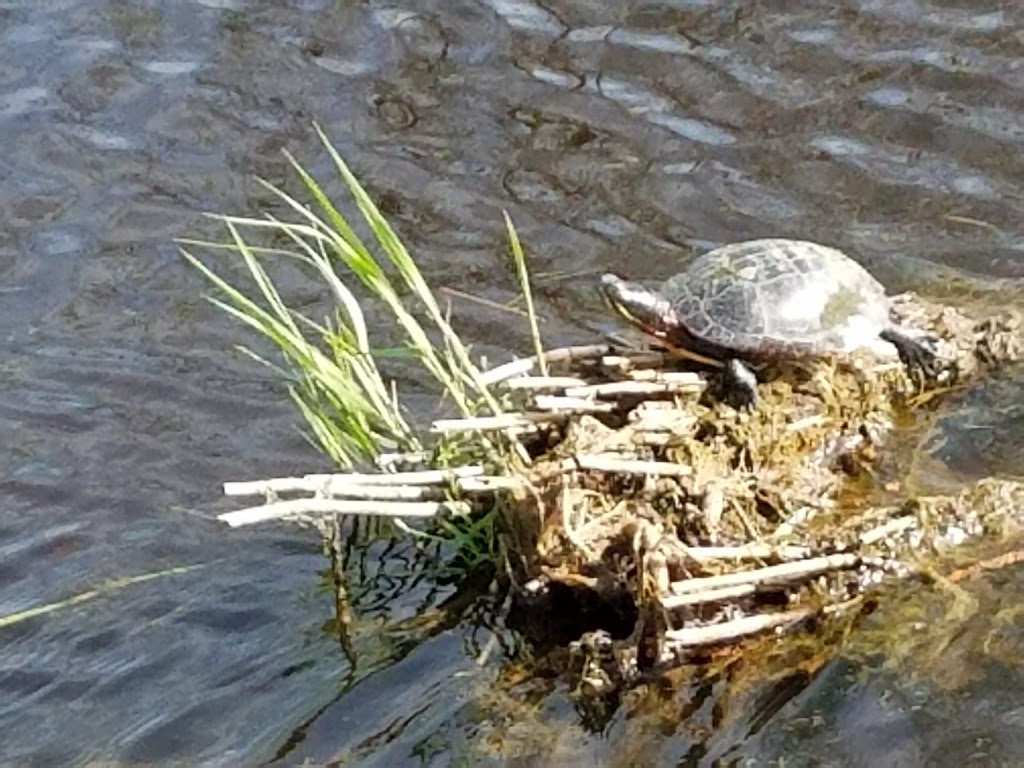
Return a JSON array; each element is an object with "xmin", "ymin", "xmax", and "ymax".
[{"xmin": 3, "ymin": 0, "xmax": 1024, "ymax": 765}]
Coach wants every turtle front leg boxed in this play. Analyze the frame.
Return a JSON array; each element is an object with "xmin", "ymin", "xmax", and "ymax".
[
  {"xmin": 722, "ymin": 358, "xmax": 759, "ymax": 409},
  {"xmin": 879, "ymin": 327, "xmax": 944, "ymax": 384}
]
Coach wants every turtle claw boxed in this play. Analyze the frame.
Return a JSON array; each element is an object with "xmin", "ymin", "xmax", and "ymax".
[
  {"xmin": 879, "ymin": 328, "xmax": 946, "ymax": 385},
  {"xmin": 722, "ymin": 358, "xmax": 759, "ymax": 410}
]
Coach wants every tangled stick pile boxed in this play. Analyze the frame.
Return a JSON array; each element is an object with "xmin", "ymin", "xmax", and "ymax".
[
  {"xmin": 216, "ymin": 293, "xmax": 1022, "ymax": 691},
  {"xmin": 480, "ymin": 293, "xmax": 1022, "ymax": 691}
]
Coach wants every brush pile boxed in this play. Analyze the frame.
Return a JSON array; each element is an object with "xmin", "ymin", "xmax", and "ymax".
[{"xmin": 219, "ymin": 291, "xmax": 1023, "ymax": 689}]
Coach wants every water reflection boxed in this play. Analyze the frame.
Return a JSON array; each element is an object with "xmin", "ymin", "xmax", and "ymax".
[{"xmin": 0, "ymin": 0, "xmax": 1023, "ymax": 764}]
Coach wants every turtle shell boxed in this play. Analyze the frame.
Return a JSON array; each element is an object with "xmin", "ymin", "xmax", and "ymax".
[{"xmin": 664, "ymin": 239, "xmax": 892, "ymax": 360}]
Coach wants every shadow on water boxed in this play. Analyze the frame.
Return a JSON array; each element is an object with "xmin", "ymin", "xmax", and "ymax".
[{"xmin": 3, "ymin": 0, "xmax": 1024, "ymax": 764}]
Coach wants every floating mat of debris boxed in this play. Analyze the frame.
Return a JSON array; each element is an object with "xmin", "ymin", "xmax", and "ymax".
[{"xmin": 216, "ymin": 293, "xmax": 1022, "ymax": 688}]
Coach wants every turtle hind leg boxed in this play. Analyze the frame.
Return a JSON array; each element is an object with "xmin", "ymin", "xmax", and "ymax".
[
  {"xmin": 879, "ymin": 327, "xmax": 942, "ymax": 382},
  {"xmin": 722, "ymin": 358, "xmax": 759, "ymax": 409}
]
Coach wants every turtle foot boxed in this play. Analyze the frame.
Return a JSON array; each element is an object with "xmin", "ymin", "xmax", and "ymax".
[
  {"xmin": 879, "ymin": 327, "xmax": 944, "ymax": 384},
  {"xmin": 722, "ymin": 358, "xmax": 759, "ymax": 409}
]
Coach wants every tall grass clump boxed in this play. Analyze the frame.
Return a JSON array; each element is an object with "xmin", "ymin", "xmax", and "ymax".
[{"xmin": 180, "ymin": 124, "xmax": 523, "ymax": 470}]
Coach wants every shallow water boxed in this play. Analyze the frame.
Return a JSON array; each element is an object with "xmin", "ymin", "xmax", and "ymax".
[{"xmin": 2, "ymin": 0, "xmax": 1024, "ymax": 764}]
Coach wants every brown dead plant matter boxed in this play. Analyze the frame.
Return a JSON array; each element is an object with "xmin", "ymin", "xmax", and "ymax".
[{"xmin": 495, "ymin": 294, "xmax": 1024, "ymax": 689}]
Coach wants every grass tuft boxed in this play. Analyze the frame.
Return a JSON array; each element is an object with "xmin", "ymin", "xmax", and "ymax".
[{"xmin": 180, "ymin": 123, "xmax": 520, "ymax": 469}]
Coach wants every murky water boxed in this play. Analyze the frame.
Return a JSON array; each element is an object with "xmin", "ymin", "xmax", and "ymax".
[{"xmin": 2, "ymin": 0, "xmax": 1024, "ymax": 764}]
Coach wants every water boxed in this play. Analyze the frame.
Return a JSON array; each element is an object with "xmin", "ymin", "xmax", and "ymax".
[{"xmin": 1, "ymin": 0, "xmax": 1024, "ymax": 764}]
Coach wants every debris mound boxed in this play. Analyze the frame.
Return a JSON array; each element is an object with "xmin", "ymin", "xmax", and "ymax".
[{"xmin": 218, "ymin": 294, "xmax": 1023, "ymax": 691}]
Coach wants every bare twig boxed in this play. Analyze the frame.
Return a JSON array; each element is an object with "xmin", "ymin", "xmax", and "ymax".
[
  {"xmin": 478, "ymin": 344, "xmax": 680, "ymax": 386},
  {"xmin": 503, "ymin": 376, "xmax": 588, "ymax": 391},
  {"xmin": 459, "ymin": 476, "xmax": 526, "ymax": 492},
  {"xmin": 224, "ymin": 466, "xmax": 486, "ymax": 496},
  {"xmin": 564, "ymin": 379, "xmax": 704, "ymax": 399},
  {"xmin": 625, "ymin": 369, "xmax": 705, "ymax": 384},
  {"xmin": 219, "ymin": 498, "xmax": 472, "ymax": 527},
  {"xmin": 668, "ymin": 553, "xmax": 860, "ymax": 594},
  {"xmin": 431, "ymin": 412, "xmax": 555, "ymax": 433},
  {"xmin": 562, "ymin": 455, "xmax": 693, "ymax": 477},
  {"xmin": 479, "ymin": 344, "xmax": 614, "ymax": 385},
  {"xmin": 600, "ymin": 351, "xmax": 674, "ymax": 371},
  {"xmin": 533, "ymin": 395, "xmax": 615, "ymax": 413},
  {"xmin": 682, "ymin": 544, "xmax": 813, "ymax": 563},
  {"xmin": 664, "ymin": 606, "xmax": 816, "ymax": 647},
  {"xmin": 376, "ymin": 451, "xmax": 429, "ymax": 469},
  {"xmin": 860, "ymin": 516, "xmax": 917, "ymax": 545},
  {"xmin": 661, "ymin": 584, "xmax": 756, "ymax": 609}
]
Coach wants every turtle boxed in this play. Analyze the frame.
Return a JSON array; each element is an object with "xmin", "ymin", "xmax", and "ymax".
[{"xmin": 600, "ymin": 238, "xmax": 943, "ymax": 407}]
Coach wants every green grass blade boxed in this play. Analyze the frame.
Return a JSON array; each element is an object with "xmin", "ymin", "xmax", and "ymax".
[{"xmin": 504, "ymin": 211, "xmax": 546, "ymax": 375}]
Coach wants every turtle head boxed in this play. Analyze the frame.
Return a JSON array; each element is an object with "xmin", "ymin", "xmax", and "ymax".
[{"xmin": 600, "ymin": 273, "xmax": 677, "ymax": 338}]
